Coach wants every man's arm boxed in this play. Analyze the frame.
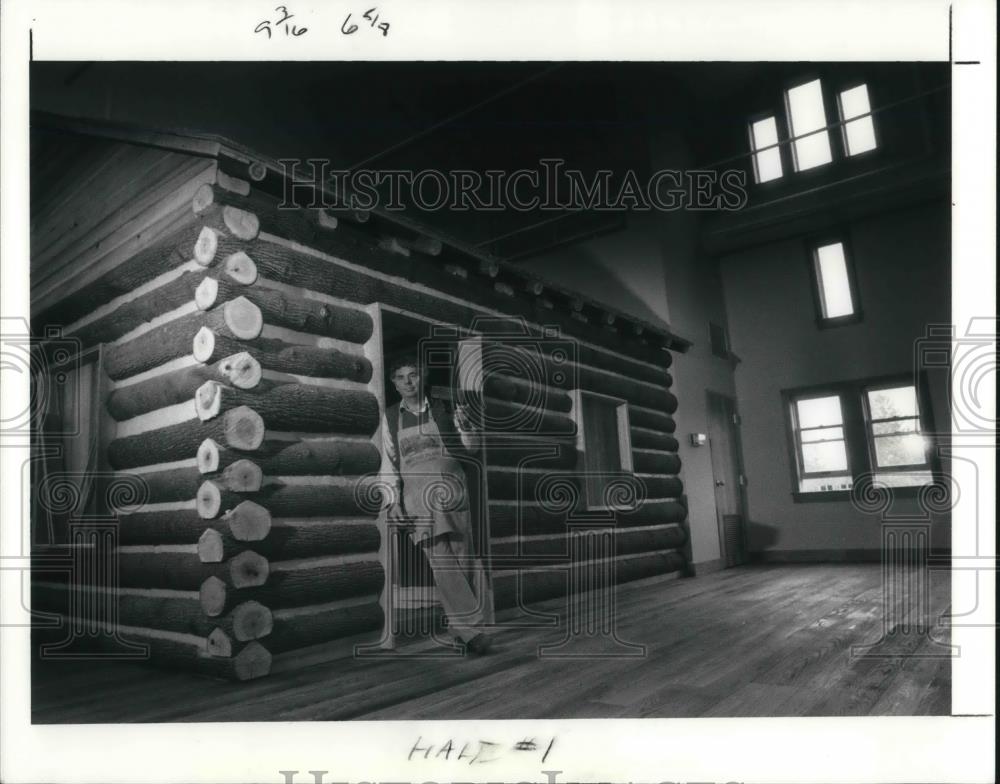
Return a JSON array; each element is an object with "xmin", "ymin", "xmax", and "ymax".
[{"xmin": 379, "ymin": 411, "xmax": 402, "ymax": 510}]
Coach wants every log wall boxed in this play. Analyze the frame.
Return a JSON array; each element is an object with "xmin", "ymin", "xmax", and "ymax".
[{"xmin": 33, "ymin": 136, "xmax": 688, "ymax": 680}]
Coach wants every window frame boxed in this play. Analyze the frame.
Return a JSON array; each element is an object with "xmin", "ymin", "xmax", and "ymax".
[
  {"xmin": 806, "ymin": 231, "xmax": 864, "ymax": 328},
  {"xmin": 570, "ymin": 388, "xmax": 634, "ymax": 511},
  {"xmin": 836, "ymin": 81, "xmax": 881, "ymax": 159},
  {"xmin": 746, "ymin": 110, "xmax": 788, "ymax": 186},
  {"xmin": 782, "ymin": 373, "xmax": 939, "ymax": 503},
  {"xmin": 788, "ymin": 392, "xmax": 853, "ymax": 484},
  {"xmin": 782, "ymin": 75, "xmax": 838, "ymax": 174},
  {"xmin": 861, "ymin": 380, "xmax": 932, "ymax": 475}
]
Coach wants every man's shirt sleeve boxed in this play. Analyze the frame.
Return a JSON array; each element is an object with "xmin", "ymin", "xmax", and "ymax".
[{"xmin": 379, "ymin": 411, "xmax": 401, "ymax": 508}]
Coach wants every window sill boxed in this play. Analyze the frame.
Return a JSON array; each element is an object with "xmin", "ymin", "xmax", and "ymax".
[{"xmin": 792, "ymin": 484, "xmax": 935, "ymax": 503}]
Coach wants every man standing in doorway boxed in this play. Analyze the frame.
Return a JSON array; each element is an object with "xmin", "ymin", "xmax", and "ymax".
[{"xmin": 380, "ymin": 354, "xmax": 495, "ymax": 654}]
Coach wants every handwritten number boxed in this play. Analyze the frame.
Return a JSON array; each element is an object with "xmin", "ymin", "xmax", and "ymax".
[
  {"xmin": 274, "ymin": 5, "xmax": 293, "ymax": 24},
  {"xmin": 292, "ymin": 25, "xmax": 308, "ymax": 35},
  {"xmin": 254, "ymin": 21, "xmax": 272, "ymax": 38},
  {"xmin": 378, "ymin": 21, "xmax": 389, "ymax": 36},
  {"xmin": 341, "ymin": 13, "xmax": 358, "ymax": 34}
]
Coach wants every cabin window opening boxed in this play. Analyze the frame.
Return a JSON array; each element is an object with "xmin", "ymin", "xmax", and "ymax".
[
  {"xmin": 572, "ymin": 390, "xmax": 634, "ymax": 510},
  {"xmin": 863, "ymin": 383, "xmax": 932, "ymax": 487},
  {"xmin": 789, "ymin": 393, "xmax": 853, "ymax": 493}
]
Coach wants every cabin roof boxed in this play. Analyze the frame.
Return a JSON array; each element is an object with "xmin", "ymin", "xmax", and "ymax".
[{"xmin": 31, "ymin": 110, "xmax": 692, "ymax": 353}]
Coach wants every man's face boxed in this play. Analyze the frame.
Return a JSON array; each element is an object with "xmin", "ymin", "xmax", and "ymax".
[{"xmin": 391, "ymin": 365, "xmax": 421, "ymax": 402}]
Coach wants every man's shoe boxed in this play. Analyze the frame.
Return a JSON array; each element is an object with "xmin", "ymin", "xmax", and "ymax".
[{"xmin": 465, "ymin": 632, "xmax": 492, "ymax": 655}]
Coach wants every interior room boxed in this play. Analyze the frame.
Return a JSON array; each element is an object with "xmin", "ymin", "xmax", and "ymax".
[{"xmin": 27, "ymin": 60, "xmax": 952, "ymax": 720}]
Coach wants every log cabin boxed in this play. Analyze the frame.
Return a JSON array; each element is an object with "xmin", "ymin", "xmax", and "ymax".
[{"xmin": 27, "ymin": 61, "xmax": 954, "ymax": 717}]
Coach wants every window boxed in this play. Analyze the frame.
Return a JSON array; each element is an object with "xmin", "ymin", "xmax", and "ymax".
[
  {"xmin": 709, "ymin": 321, "xmax": 730, "ymax": 359},
  {"xmin": 784, "ymin": 377, "xmax": 935, "ymax": 498},
  {"xmin": 811, "ymin": 239, "xmax": 859, "ymax": 323},
  {"xmin": 748, "ymin": 115, "xmax": 783, "ymax": 183},
  {"xmin": 785, "ymin": 79, "xmax": 833, "ymax": 171},
  {"xmin": 572, "ymin": 390, "xmax": 633, "ymax": 509},
  {"xmin": 864, "ymin": 383, "xmax": 931, "ymax": 487},
  {"xmin": 838, "ymin": 83, "xmax": 877, "ymax": 156},
  {"xmin": 790, "ymin": 394, "xmax": 853, "ymax": 492}
]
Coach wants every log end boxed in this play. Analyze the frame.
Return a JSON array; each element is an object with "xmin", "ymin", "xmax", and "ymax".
[
  {"xmin": 198, "ymin": 528, "xmax": 225, "ymax": 563},
  {"xmin": 219, "ymin": 352, "xmax": 262, "ymax": 390},
  {"xmin": 232, "ymin": 600, "xmax": 273, "ymax": 641},
  {"xmin": 222, "ymin": 458, "xmax": 263, "ymax": 493},
  {"xmin": 233, "ymin": 641, "xmax": 272, "ymax": 681},
  {"xmin": 247, "ymin": 161, "xmax": 268, "ymax": 182},
  {"xmin": 196, "ymin": 480, "xmax": 223, "ymax": 519},
  {"xmin": 230, "ymin": 550, "xmax": 270, "ymax": 588},
  {"xmin": 207, "ymin": 627, "xmax": 233, "ymax": 658},
  {"xmin": 192, "ymin": 183, "xmax": 215, "ymax": 215},
  {"xmin": 224, "ymin": 406, "xmax": 265, "ymax": 451},
  {"xmin": 193, "ymin": 326, "xmax": 216, "ymax": 363},
  {"xmin": 224, "ymin": 252, "xmax": 258, "ymax": 285},
  {"xmin": 200, "ymin": 576, "xmax": 228, "ymax": 617},
  {"xmin": 194, "ymin": 276, "xmax": 220, "ymax": 310},
  {"xmin": 217, "ymin": 170, "xmax": 251, "ymax": 197},
  {"xmin": 195, "ymin": 380, "xmax": 223, "ymax": 422},
  {"xmin": 193, "ymin": 226, "xmax": 220, "ymax": 265},
  {"xmin": 316, "ymin": 209, "xmax": 339, "ymax": 231},
  {"xmin": 223, "ymin": 296, "xmax": 263, "ymax": 340},
  {"xmin": 223, "ymin": 205, "xmax": 260, "ymax": 241},
  {"xmin": 226, "ymin": 500, "xmax": 272, "ymax": 541},
  {"xmin": 197, "ymin": 438, "xmax": 221, "ymax": 474}
]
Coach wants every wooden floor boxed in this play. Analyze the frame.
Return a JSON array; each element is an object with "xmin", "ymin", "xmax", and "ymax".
[{"xmin": 31, "ymin": 564, "xmax": 952, "ymax": 722}]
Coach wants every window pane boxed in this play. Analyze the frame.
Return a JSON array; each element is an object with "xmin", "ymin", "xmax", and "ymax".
[
  {"xmin": 750, "ymin": 116, "xmax": 783, "ymax": 183},
  {"xmin": 796, "ymin": 394, "xmax": 844, "ymax": 429},
  {"xmin": 802, "ymin": 440, "xmax": 849, "ymax": 473},
  {"xmin": 815, "ymin": 242, "xmax": 855, "ymax": 318},
  {"xmin": 873, "ymin": 434, "xmax": 927, "ymax": 467},
  {"xmin": 840, "ymin": 84, "xmax": 877, "ymax": 155},
  {"xmin": 787, "ymin": 79, "xmax": 832, "ymax": 170},
  {"xmin": 867, "ymin": 385, "xmax": 918, "ymax": 419},
  {"xmin": 873, "ymin": 471, "xmax": 932, "ymax": 488},
  {"xmin": 800, "ymin": 425, "xmax": 844, "ymax": 443},
  {"xmin": 873, "ymin": 418, "xmax": 918, "ymax": 435}
]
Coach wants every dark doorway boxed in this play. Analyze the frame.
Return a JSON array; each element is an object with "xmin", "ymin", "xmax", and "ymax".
[{"xmin": 706, "ymin": 391, "xmax": 748, "ymax": 568}]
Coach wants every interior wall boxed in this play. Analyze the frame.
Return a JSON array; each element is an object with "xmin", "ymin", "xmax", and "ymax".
[
  {"xmin": 718, "ymin": 200, "xmax": 951, "ymax": 555},
  {"xmin": 521, "ymin": 127, "xmax": 739, "ymax": 571}
]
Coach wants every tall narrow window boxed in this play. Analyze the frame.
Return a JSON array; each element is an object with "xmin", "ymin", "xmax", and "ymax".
[
  {"xmin": 749, "ymin": 115, "xmax": 783, "ymax": 183},
  {"xmin": 791, "ymin": 394, "xmax": 853, "ymax": 492},
  {"xmin": 864, "ymin": 384, "xmax": 931, "ymax": 486},
  {"xmin": 838, "ymin": 84, "xmax": 877, "ymax": 156},
  {"xmin": 812, "ymin": 240, "xmax": 858, "ymax": 323},
  {"xmin": 786, "ymin": 79, "xmax": 833, "ymax": 171},
  {"xmin": 572, "ymin": 390, "xmax": 633, "ymax": 510}
]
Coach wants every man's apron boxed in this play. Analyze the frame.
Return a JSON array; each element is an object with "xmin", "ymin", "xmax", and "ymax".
[
  {"xmin": 397, "ymin": 405, "xmax": 495, "ymax": 631},
  {"xmin": 397, "ymin": 406, "xmax": 471, "ymax": 543}
]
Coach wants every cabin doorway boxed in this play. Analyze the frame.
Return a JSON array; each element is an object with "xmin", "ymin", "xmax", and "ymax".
[
  {"xmin": 706, "ymin": 390, "xmax": 748, "ymax": 568},
  {"xmin": 378, "ymin": 310, "xmax": 492, "ymax": 642}
]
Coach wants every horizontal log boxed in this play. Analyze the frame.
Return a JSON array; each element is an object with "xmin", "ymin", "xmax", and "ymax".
[
  {"xmin": 104, "ymin": 299, "xmax": 261, "ymax": 382},
  {"xmin": 192, "ymin": 328, "xmax": 372, "ymax": 383},
  {"xmin": 488, "ymin": 502, "xmax": 567, "ymax": 538},
  {"xmin": 34, "ymin": 213, "xmax": 234, "ymax": 329},
  {"xmin": 198, "ymin": 436, "xmax": 379, "ymax": 477},
  {"xmin": 486, "ymin": 467, "xmax": 580, "ymax": 502},
  {"xmin": 635, "ymin": 474, "xmax": 684, "ymax": 499},
  {"xmin": 108, "ymin": 406, "xmax": 264, "ymax": 470},
  {"xmin": 117, "ymin": 499, "xmax": 270, "ymax": 545},
  {"xmin": 32, "ymin": 582, "xmax": 271, "ymax": 642},
  {"xmin": 117, "ymin": 547, "xmax": 268, "ymax": 590},
  {"xmin": 195, "ymin": 381, "xmax": 379, "ymax": 436},
  {"xmin": 630, "ymin": 427, "xmax": 680, "ymax": 452},
  {"xmin": 480, "ymin": 373, "xmax": 573, "ymax": 414},
  {"xmin": 196, "ymin": 273, "xmax": 373, "ymax": 344},
  {"xmin": 31, "ymin": 616, "xmax": 272, "ymax": 680},
  {"xmin": 268, "ymin": 598, "xmax": 383, "ymax": 653},
  {"xmin": 118, "ymin": 460, "xmax": 261, "ymax": 505},
  {"xmin": 484, "ymin": 435, "xmax": 577, "ymax": 469},
  {"xmin": 628, "ymin": 407, "xmax": 677, "ymax": 433},
  {"xmin": 632, "ymin": 449, "xmax": 681, "ymax": 475},
  {"xmin": 199, "ymin": 555, "xmax": 383, "ymax": 614},
  {"xmin": 482, "ymin": 396, "xmax": 576, "ymax": 437},
  {"xmin": 108, "ymin": 354, "xmax": 262, "ymax": 420},
  {"xmin": 617, "ymin": 500, "xmax": 688, "ymax": 527},
  {"xmin": 248, "ymin": 477, "xmax": 376, "ymax": 517},
  {"xmin": 492, "ymin": 550, "xmax": 686, "ymax": 609},
  {"xmin": 69, "ymin": 268, "xmax": 209, "ymax": 347},
  {"xmin": 490, "ymin": 523, "xmax": 686, "ymax": 564},
  {"xmin": 199, "ymin": 518, "xmax": 379, "ymax": 563}
]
